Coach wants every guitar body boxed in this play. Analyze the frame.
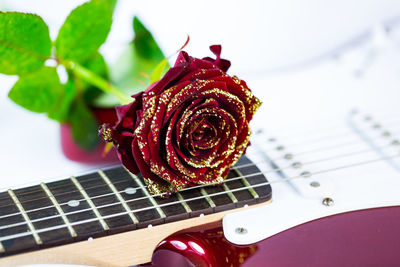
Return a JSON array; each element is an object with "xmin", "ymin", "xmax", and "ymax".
[
  {"xmin": 146, "ymin": 105, "xmax": 400, "ymax": 267},
  {"xmin": 149, "ymin": 206, "xmax": 400, "ymax": 267}
]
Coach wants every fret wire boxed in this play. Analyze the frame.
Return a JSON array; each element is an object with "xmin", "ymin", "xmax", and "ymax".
[
  {"xmin": 40, "ymin": 183, "xmax": 77, "ymax": 237},
  {"xmin": 7, "ymin": 189, "xmax": 42, "ymax": 245},
  {"xmin": 0, "ymin": 178, "xmax": 272, "ymax": 242},
  {"xmin": 0, "ymin": 142, "xmax": 394, "ymax": 212},
  {"xmin": 1, "ymin": 145, "xmax": 398, "ymax": 226},
  {"xmin": 70, "ymin": 176, "xmax": 109, "ymax": 231},
  {"xmin": 0, "ymin": 241, "xmax": 4, "ymax": 253},
  {"xmin": 176, "ymin": 192, "xmax": 192, "ymax": 213},
  {"xmin": 233, "ymin": 169, "xmax": 259, "ymax": 199},
  {"xmin": 1, "ymin": 152, "xmax": 399, "ymax": 242},
  {"xmin": 200, "ymin": 188, "xmax": 216, "ymax": 208},
  {"xmin": 222, "ymin": 184, "xmax": 238, "ymax": 203},
  {"xmin": 127, "ymin": 170, "xmax": 166, "ymax": 219},
  {"xmin": 97, "ymin": 170, "xmax": 139, "ymax": 224}
]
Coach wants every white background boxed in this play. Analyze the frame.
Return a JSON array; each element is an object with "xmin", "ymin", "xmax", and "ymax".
[{"xmin": 1, "ymin": 0, "xmax": 400, "ymax": 189}]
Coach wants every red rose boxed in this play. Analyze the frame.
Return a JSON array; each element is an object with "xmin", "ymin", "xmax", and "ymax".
[{"xmin": 101, "ymin": 45, "xmax": 261, "ymax": 196}]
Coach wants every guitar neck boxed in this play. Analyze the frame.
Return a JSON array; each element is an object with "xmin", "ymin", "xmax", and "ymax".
[{"xmin": 0, "ymin": 156, "xmax": 271, "ymax": 260}]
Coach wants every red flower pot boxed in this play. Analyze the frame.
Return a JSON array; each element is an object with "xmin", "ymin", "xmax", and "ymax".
[{"xmin": 60, "ymin": 107, "xmax": 120, "ymax": 164}]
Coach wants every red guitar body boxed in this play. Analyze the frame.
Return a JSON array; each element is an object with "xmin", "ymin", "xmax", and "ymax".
[{"xmin": 145, "ymin": 206, "xmax": 400, "ymax": 267}]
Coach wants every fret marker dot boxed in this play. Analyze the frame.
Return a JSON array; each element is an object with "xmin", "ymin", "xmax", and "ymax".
[
  {"xmin": 88, "ymin": 237, "xmax": 93, "ymax": 242},
  {"xmin": 124, "ymin": 187, "xmax": 137, "ymax": 195},
  {"xmin": 147, "ymin": 224, "xmax": 153, "ymax": 229},
  {"xmin": 68, "ymin": 200, "xmax": 80, "ymax": 207},
  {"xmin": 244, "ymin": 204, "xmax": 249, "ymax": 208},
  {"xmin": 199, "ymin": 213, "xmax": 204, "ymax": 218}
]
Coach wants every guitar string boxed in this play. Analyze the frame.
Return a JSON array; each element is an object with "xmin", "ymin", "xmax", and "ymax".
[
  {"xmin": 255, "ymin": 137, "xmax": 393, "ymax": 162},
  {"xmin": 0, "ymin": 109, "xmax": 396, "ymax": 195},
  {"xmin": 262, "ymin": 129, "xmax": 399, "ymax": 151},
  {"xmin": 1, "ymin": 111, "xmax": 394, "ymax": 196},
  {"xmin": 0, "ymin": 124, "xmax": 395, "ymax": 206},
  {"xmin": 0, "ymin": 136, "xmax": 395, "ymax": 218},
  {"xmin": 253, "ymin": 113, "xmax": 399, "ymax": 139},
  {"xmin": 0, "ymin": 147, "xmax": 398, "ymax": 231},
  {"xmin": 0, "ymin": 111, "xmax": 400, "ymax": 197},
  {"xmin": 0, "ymin": 124, "xmax": 397, "ymax": 215},
  {"xmin": 0, "ymin": 152, "xmax": 399, "ymax": 242},
  {"xmin": 234, "ymin": 142, "xmax": 395, "ymax": 169},
  {"xmin": 0, "ymin": 114, "xmax": 396, "ymax": 212},
  {"xmin": 0, "ymin": 142, "xmax": 393, "ymax": 224},
  {"xmin": 0, "ymin": 133, "xmax": 370, "ymax": 205},
  {"xmin": 251, "ymin": 110, "xmax": 391, "ymax": 138}
]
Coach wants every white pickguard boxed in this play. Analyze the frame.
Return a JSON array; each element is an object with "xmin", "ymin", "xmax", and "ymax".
[{"xmin": 223, "ymin": 110, "xmax": 400, "ymax": 245}]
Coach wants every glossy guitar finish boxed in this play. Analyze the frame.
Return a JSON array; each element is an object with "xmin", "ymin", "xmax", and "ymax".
[
  {"xmin": 146, "ymin": 109, "xmax": 400, "ymax": 267},
  {"xmin": 149, "ymin": 206, "xmax": 400, "ymax": 267}
]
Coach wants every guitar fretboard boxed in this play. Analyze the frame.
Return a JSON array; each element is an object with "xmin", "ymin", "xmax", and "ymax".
[{"xmin": 0, "ymin": 156, "xmax": 271, "ymax": 256}]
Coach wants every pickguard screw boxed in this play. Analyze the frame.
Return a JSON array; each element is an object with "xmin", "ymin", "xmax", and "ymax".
[
  {"xmin": 301, "ymin": 171, "xmax": 312, "ymax": 178},
  {"xmin": 235, "ymin": 227, "xmax": 248, "ymax": 234},
  {"xmin": 392, "ymin": 140, "xmax": 400, "ymax": 146},
  {"xmin": 310, "ymin": 181, "xmax": 320, "ymax": 187},
  {"xmin": 373, "ymin": 124, "xmax": 381, "ymax": 129},
  {"xmin": 322, "ymin": 197, "xmax": 334, "ymax": 206},
  {"xmin": 284, "ymin": 153, "xmax": 293, "ymax": 160},
  {"xmin": 292, "ymin": 162, "xmax": 302, "ymax": 169}
]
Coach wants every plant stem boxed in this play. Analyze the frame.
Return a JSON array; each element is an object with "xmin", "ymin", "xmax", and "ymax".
[{"xmin": 65, "ymin": 61, "xmax": 132, "ymax": 105}]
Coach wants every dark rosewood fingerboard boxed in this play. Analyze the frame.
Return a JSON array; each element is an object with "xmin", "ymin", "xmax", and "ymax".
[{"xmin": 0, "ymin": 156, "xmax": 271, "ymax": 257}]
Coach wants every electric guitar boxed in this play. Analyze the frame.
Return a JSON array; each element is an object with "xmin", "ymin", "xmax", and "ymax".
[
  {"xmin": 0, "ymin": 108, "xmax": 399, "ymax": 266},
  {"xmin": 2, "ymin": 27, "xmax": 400, "ymax": 266}
]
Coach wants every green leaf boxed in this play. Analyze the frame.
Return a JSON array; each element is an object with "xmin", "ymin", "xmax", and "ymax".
[
  {"xmin": 48, "ymin": 78, "xmax": 77, "ymax": 122},
  {"xmin": 70, "ymin": 100, "xmax": 99, "ymax": 150},
  {"xmin": 8, "ymin": 67, "xmax": 64, "ymax": 113},
  {"xmin": 55, "ymin": 0, "xmax": 113, "ymax": 63},
  {"xmin": 0, "ymin": 12, "xmax": 51, "ymax": 75},
  {"xmin": 150, "ymin": 58, "xmax": 169, "ymax": 83},
  {"xmin": 100, "ymin": 16, "xmax": 167, "ymax": 107},
  {"xmin": 133, "ymin": 16, "xmax": 165, "ymax": 62}
]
